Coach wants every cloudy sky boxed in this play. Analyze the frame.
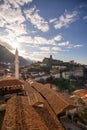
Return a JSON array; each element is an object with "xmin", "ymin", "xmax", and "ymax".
[{"xmin": 0, "ymin": 0, "xmax": 87, "ymax": 64}]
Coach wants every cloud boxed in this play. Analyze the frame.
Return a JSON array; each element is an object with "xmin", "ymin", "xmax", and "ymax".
[
  {"xmin": 79, "ymin": 4, "xmax": 87, "ymax": 9},
  {"xmin": 31, "ymin": 30, "xmax": 37, "ymax": 34},
  {"xmin": 4, "ymin": 0, "xmax": 32, "ymax": 8},
  {"xmin": 83, "ymin": 16, "xmax": 87, "ymax": 20},
  {"xmin": 0, "ymin": 0, "xmax": 30, "ymax": 51},
  {"xmin": 6, "ymin": 23, "xmax": 27, "ymax": 36},
  {"xmin": 49, "ymin": 18, "xmax": 57, "ymax": 23},
  {"xmin": 16, "ymin": 34, "xmax": 62, "ymax": 45},
  {"xmin": 24, "ymin": 6, "xmax": 49, "ymax": 32},
  {"xmin": 28, "ymin": 46, "xmax": 63, "ymax": 61},
  {"xmin": 67, "ymin": 44, "xmax": 83, "ymax": 49},
  {"xmin": 0, "ymin": 1, "xmax": 27, "ymax": 36},
  {"xmin": 0, "ymin": 0, "xmax": 32, "ymax": 27},
  {"xmin": 34, "ymin": 36, "xmax": 49, "ymax": 44},
  {"xmin": 0, "ymin": 39, "xmax": 14, "ymax": 50},
  {"xmin": 0, "ymin": 0, "xmax": 29, "ymax": 48},
  {"xmin": 0, "ymin": 34, "xmax": 21, "ymax": 50},
  {"xmin": 50, "ymin": 10, "xmax": 78, "ymax": 29},
  {"xmin": 57, "ymin": 41, "xmax": 83, "ymax": 49},
  {"xmin": 40, "ymin": 47, "xmax": 50, "ymax": 51},
  {"xmin": 13, "ymin": 34, "xmax": 63, "ymax": 60},
  {"xmin": 0, "ymin": 18, "xmax": 6, "ymax": 27},
  {"xmin": 73, "ymin": 44, "xmax": 83, "ymax": 48},
  {"xmin": 0, "ymin": 7, "xmax": 25, "ymax": 26},
  {"xmin": 52, "ymin": 47, "xmax": 61, "ymax": 51},
  {"xmin": 58, "ymin": 41, "xmax": 69, "ymax": 46},
  {"xmin": 17, "ymin": 36, "xmax": 34, "ymax": 44},
  {"xmin": 0, "ymin": 1, "xmax": 84, "ymax": 62},
  {"xmin": 18, "ymin": 49, "xmax": 30, "ymax": 59},
  {"xmin": 53, "ymin": 35, "xmax": 62, "ymax": 41},
  {"xmin": 29, "ymin": 51, "xmax": 50, "ymax": 61}
]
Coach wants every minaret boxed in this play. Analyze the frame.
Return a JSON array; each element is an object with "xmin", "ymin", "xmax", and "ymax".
[{"xmin": 15, "ymin": 48, "xmax": 19, "ymax": 79}]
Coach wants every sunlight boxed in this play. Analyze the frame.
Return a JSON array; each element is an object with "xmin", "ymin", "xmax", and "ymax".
[
  {"xmin": 11, "ymin": 43, "xmax": 19, "ymax": 49},
  {"xmin": 8, "ymin": 41, "xmax": 20, "ymax": 55}
]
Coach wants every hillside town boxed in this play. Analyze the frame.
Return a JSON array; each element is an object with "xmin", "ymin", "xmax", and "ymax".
[
  {"xmin": 0, "ymin": 49, "xmax": 87, "ymax": 130},
  {"xmin": 20, "ymin": 55, "xmax": 87, "ymax": 82},
  {"xmin": 1, "ymin": 54, "xmax": 87, "ymax": 91}
]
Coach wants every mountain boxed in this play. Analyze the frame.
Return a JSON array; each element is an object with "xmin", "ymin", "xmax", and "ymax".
[{"xmin": 0, "ymin": 45, "xmax": 31, "ymax": 66}]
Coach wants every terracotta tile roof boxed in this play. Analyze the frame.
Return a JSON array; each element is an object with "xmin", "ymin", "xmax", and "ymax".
[
  {"xmin": 35, "ymin": 100, "xmax": 64, "ymax": 130},
  {"xmin": 24, "ymin": 82, "xmax": 44, "ymax": 106},
  {"xmin": 27, "ymin": 92, "xmax": 44, "ymax": 106},
  {"xmin": 44, "ymin": 83, "xmax": 57, "ymax": 90},
  {"xmin": 0, "ymin": 78, "xmax": 24, "ymax": 88},
  {"xmin": 73, "ymin": 89, "xmax": 87, "ymax": 97},
  {"xmin": 27, "ymin": 79, "xmax": 74, "ymax": 115},
  {"xmin": 81, "ymin": 94, "xmax": 87, "ymax": 102},
  {"xmin": 1, "ymin": 78, "xmax": 73, "ymax": 130},
  {"xmin": 34, "ymin": 105, "xmax": 63, "ymax": 130},
  {"xmin": 1, "ymin": 96, "xmax": 18, "ymax": 130},
  {"xmin": 72, "ymin": 89, "xmax": 87, "ymax": 103},
  {"xmin": 2, "ymin": 96, "xmax": 64, "ymax": 130}
]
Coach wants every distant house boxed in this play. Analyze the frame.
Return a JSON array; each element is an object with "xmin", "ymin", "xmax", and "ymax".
[
  {"xmin": 40, "ymin": 63, "xmax": 47, "ymax": 67},
  {"xmin": 51, "ymin": 72, "xmax": 60, "ymax": 78},
  {"xmin": 73, "ymin": 67, "xmax": 84, "ymax": 77},
  {"xmin": 62, "ymin": 71, "xmax": 71, "ymax": 79},
  {"xmin": 58, "ymin": 66, "xmax": 67, "ymax": 70},
  {"xmin": 35, "ymin": 74, "xmax": 50, "ymax": 81}
]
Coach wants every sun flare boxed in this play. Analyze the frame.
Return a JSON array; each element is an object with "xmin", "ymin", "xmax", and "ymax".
[{"xmin": 11, "ymin": 43, "xmax": 19, "ymax": 49}]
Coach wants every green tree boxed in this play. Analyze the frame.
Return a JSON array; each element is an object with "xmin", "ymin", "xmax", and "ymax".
[{"xmin": 52, "ymin": 78, "xmax": 70, "ymax": 91}]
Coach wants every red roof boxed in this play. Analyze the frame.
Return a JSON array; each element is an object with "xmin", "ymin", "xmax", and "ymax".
[
  {"xmin": 73, "ymin": 89, "xmax": 87, "ymax": 97},
  {"xmin": 0, "ymin": 78, "xmax": 24, "ymax": 88},
  {"xmin": 27, "ymin": 79, "xmax": 74, "ymax": 115}
]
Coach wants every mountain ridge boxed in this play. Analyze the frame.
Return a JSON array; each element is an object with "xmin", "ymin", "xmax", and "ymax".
[{"xmin": 0, "ymin": 44, "xmax": 31, "ymax": 66}]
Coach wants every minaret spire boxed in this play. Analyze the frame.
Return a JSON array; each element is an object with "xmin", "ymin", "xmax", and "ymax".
[{"xmin": 15, "ymin": 48, "xmax": 19, "ymax": 79}]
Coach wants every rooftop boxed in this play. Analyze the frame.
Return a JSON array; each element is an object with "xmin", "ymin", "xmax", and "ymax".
[
  {"xmin": 27, "ymin": 79, "xmax": 74, "ymax": 115},
  {"xmin": 2, "ymin": 96, "xmax": 64, "ymax": 130},
  {"xmin": 1, "ymin": 78, "xmax": 74, "ymax": 130},
  {"xmin": 0, "ymin": 78, "xmax": 24, "ymax": 88}
]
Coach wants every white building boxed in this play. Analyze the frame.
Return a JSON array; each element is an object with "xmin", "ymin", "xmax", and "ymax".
[
  {"xmin": 62, "ymin": 72, "xmax": 71, "ymax": 79},
  {"xmin": 73, "ymin": 67, "xmax": 84, "ymax": 77},
  {"xmin": 51, "ymin": 72, "xmax": 60, "ymax": 78},
  {"xmin": 35, "ymin": 75, "xmax": 50, "ymax": 81}
]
